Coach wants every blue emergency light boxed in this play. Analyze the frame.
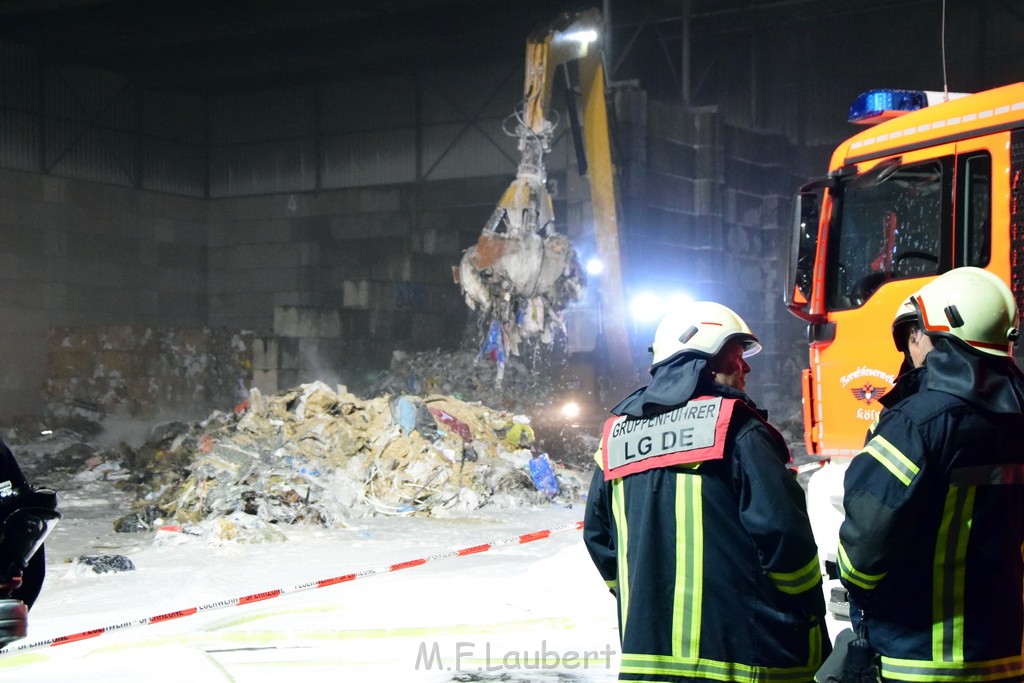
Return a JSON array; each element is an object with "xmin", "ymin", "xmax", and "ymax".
[{"xmin": 848, "ymin": 89, "xmax": 928, "ymax": 124}]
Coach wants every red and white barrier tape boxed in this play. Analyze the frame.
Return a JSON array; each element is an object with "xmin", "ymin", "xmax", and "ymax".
[{"xmin": 0, "ymin": 519, "xmax": 584, "ymax": 658}]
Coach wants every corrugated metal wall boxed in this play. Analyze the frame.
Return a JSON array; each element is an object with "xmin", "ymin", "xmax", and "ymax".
[
  {"xmin": 0, "ymin": 39, "xmax": 566, "ymax": 199},
  {"xmin": 207, "ymin": 61, "xmax": 535, "ymax": 196},
  {"xmin": 0, "ymin": 41, "xmax": 39, "ymax": 172},
  {"xmin": 0, "ymin": 40, "xmax": 207, "ymax": 196},
  {"xmin": 142, "ymin": 91, "xmax": 206, "ymax": 196}
]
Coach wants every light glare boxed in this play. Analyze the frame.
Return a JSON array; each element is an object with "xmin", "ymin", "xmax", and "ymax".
[
  {"xmin": 630, "ymin": 292, "xmax": 663, "ymax": 323},
  {"xmin": 561, "ymin": 29, "xmax": 598, "ymax": 45},
  {"xmin": 666, "ymin": 292, "xmax": 694, "ymax": 310}
]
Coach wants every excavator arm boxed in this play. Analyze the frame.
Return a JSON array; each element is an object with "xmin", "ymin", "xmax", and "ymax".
[{"xmin": 457, "ymin": 9, "xmax": 631, "ymax": 390}]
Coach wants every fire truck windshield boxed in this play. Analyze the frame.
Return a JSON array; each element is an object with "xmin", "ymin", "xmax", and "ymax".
[{"xmin": 826, "ymin": 159, "xmax": 946, "ymax": 310}]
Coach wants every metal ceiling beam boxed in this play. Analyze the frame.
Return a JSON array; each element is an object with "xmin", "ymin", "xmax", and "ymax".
[{"xmin": 0, "ymin": 0, "xmax": 117, "ymax": 15}]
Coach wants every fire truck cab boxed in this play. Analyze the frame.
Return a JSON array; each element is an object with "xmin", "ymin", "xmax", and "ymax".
[{"xmin": 785, "ymin": 82, "xmax": 1024, "ymax": 578}]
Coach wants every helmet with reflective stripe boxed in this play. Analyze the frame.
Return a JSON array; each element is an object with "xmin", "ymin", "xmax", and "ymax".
[
  {"xmin": 649, "ymin": 301, "xmax": 761, "ymax": 369},
  {"xmin": 891, "ymin": 299, "xmax": 917, "ymax": 353},
  {"xmin": 910, "ymin": 266, "xmax": 1019, "ymax": 357}
]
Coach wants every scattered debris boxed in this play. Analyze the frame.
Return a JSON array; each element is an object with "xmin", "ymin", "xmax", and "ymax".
[
  {"xmin": 68, "ymin": 554, "xmax": 136, "ymax": 576},
  {"xmin": 95, "ymin": 381, "xmax": 590, "ymax": 532}
]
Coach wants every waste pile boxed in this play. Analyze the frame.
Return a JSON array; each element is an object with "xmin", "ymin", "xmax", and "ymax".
[
  {"xmin": 371, "ymin": 348, "xmax": 602, "ymax": 471},
  {"xmin": 372, "ymin": 348, "xmax": 553, "ymax": 414},
  {"xmin": 2, "ymin": 375, "xmax": 814, "ymax": 549},
  {"xmin": 102, "ymin": 381, "xmax": 588, "ymax": 533}
]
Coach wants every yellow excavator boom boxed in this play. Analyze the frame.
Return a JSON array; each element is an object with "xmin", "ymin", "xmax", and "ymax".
[{"xmin": 457, "ymin": 8, "xmax": 630, "ymax": 391}]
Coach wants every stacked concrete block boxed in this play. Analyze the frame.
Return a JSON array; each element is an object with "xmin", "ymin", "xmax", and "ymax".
[
  {"xmin": 342, "ymin": 280, "xmax": 370, "ymax": 309},
  {"xmin": 252, "ymin": 305, "xmax": 343, "ymax": 394},
  {"xmin": 609, "ymin": 103, "xmax": 810, "ymax": 417},
  {"xmin": 251, "ymin": 337, "xmax": 279, "ymax": 397}
]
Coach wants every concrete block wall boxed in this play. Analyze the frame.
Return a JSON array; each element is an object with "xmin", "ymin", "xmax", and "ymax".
[
  {"xmin": 208, "ymin": 175, "xmax": 508, "ymax": 394},
  {"xmin": 624, "ymin": 100, "xmax": 829, "ymax": 417},
  {"xmin": 719, "ymin": 125, "xmax": 802, "ymax": 415},
  {"xmin": 251, "ymin": 305, "xmax": 342, "ymax": 393},
  {"xmin": 634, "ymin": 100, "xmax": 729, "ymax": 298},
  {"xmin": 561, "ymin": 85, "xmax": 826, "ymax": 414},
  {"xmin": 0, "ymin": 168, "xmax": 209, "ymax": 417}
]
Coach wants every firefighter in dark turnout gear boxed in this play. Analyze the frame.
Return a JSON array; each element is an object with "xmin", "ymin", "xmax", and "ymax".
[
  {"xmin": 584, "ymin": 301, "xmax": 829, "ymax": 682},
  {"xmin": 863, "ymin": 300, "xmax": 929, "ymax": 444},
  {"xmin": 839, "ymin": 267, "xmax": 1024, "ymax": 682}
]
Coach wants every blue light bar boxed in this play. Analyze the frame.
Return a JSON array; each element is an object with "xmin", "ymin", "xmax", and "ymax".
[{"xmin": 848, "ymin": 89, "xmax": 927, "ymax": 124}]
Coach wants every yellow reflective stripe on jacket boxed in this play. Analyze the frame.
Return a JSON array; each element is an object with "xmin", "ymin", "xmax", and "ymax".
[
  {"xmin": 672, "ymin": 472, "xmax": 703, "ymax": 659},
  {"xmin": 611, "ymin": 477, "xmax": 629, "ymax": 633},
  {"xmin": 837, "ymin": 542, "xmax": 886, "ymax": 590},
  {"xmin": 767, "ymin": 555, "xmax": 822, "ymax": 595},
  {"xmin": 808, "ymin": 618, "xmax": 823, "ymax": 669},
  {"xmin": 932, "ymin": 485, "xmax": 976, "ymax": 663},
  {"xmin": 620, "ymin": 652, "xmax": 818, "ymax": 682},
  {"xmin": 863, "ymin": 434, "xmax": 920, "ymax": 486},
  {"xmin": 880, "ymin": 653, "xmax": 1024, "ymax": 682}
]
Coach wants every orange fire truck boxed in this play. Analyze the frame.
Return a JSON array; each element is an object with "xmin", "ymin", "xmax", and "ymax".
[{"xmin": 785, "ymin": 82, "xmax": 1024, "ymax": 572}]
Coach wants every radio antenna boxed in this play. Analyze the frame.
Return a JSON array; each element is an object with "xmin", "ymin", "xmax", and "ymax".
[{"xmin": 941, "ymin": 0, "xmax": 949, "ymax": 99}]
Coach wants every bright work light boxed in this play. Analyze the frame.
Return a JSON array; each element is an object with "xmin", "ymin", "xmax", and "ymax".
[
  {"xmin": 630, "ymin": 290, "xmax": 694, "ymax": 324},
  {"xmin": 561, "ymin": 29, "xmax": 598, "ymax": 45},
  {"xmin": 630, "ymin": 292, "xmax": 663, "ymax": 323},
  {"xmin": 560, "ymin": 401, "xmax": 581, "ymax": 419}
]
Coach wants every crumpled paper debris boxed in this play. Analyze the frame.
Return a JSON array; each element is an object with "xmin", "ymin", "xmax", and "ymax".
[{"xmin": 107, "ymin": 381, "xmax": 589, "ymax": 531}]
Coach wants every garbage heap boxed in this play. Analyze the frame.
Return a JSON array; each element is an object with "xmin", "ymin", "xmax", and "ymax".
[
  {"xmin": 371, "ymin": 348, "xmax": 603, "ymax": 471},
  {"xmin": 113, "ymin": 381, "xmax": 588, "ymax": 532},
  {"xmin": 372, "ymin": 348, "xmax": 552, "ymax": 413}
]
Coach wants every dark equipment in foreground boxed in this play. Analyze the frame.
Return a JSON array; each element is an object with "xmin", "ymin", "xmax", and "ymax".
[{"xmin": 0, "ymin": 483, "xmax": 60, "ymax": 647}]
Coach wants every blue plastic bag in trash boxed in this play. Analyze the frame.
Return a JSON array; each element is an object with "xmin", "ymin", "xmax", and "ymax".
[
  {"xmin": 479, "ymin": 319, "xmax": 506, "ymax": 364},
  {"xmin": 529, "ymin": 452, "xmax": 560, "ymax": 497},
  {"xmin": 393, "ymin": 396, "xmax": 418, "ymax": 434}
]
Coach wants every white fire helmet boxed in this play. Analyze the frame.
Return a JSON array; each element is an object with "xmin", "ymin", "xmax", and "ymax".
[
  {"xmin": 649, "ymin": 301, "xmax": 761, "ymax": 369},
  {"xmin": 910, "ymin": 266, "xmax": 1020, "ymax": 357},
  {"xmin": 891, "ymin": 299, "xmax": 918, "ymax": 353}
]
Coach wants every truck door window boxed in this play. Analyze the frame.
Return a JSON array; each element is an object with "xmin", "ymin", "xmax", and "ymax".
[
  {"xmin": 958, "ymin": 153, "xmax": 991, "ymax": 267},
  {"xmin": 827, "ymin": 158, "xmax": 948, "ymax": 310}
]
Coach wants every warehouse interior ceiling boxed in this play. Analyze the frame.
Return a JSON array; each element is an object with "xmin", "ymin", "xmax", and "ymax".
[{"xmin": 0, "ymin": 0, "xmax": 950, "ymax": 94}]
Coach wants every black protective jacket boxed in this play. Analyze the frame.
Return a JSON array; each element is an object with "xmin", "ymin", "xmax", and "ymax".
[
  {"xmin": 584, "ymin": 355, "xmax": 829, "ymax": 682},
  {"xmin": 862, "ymin": 366, "xmax": 927, "ymax": 443},
  {"xmin": 839, "ymin": 339, "xmax": 1024, "ymax": 682}
]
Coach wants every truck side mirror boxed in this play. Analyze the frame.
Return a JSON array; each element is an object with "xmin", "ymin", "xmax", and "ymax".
[{"xmin": 785, "ymin": 191, "xmax": 822, "ymax": 320}]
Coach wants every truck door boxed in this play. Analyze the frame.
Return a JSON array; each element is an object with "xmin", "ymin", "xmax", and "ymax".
[
  {"xmin": 953, "ymin": 133, "xmax": 999, "ymax": 273},
  {"xmin": 812, "ymin": 145, "xmax": 954, "ymax": 456}
]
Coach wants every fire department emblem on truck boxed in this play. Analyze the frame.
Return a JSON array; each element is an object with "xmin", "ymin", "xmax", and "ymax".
[
  {"xmin": 850, "ymin": 384, "xmax": 883, "ymax": 404},
  {"xmin": 839, "ymin": 366, "xmax": 894, "ymax": 420}
]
